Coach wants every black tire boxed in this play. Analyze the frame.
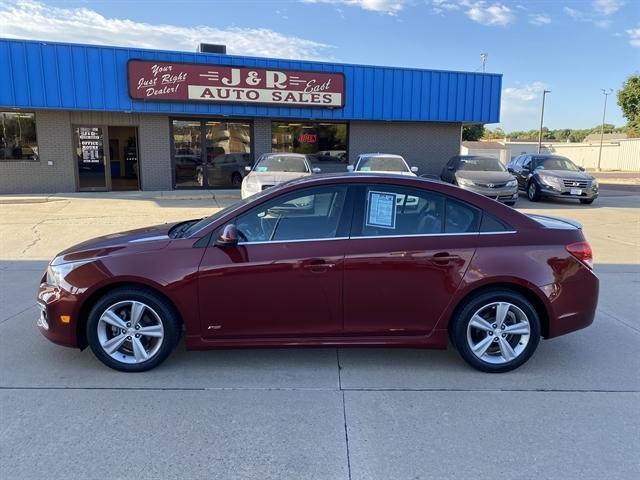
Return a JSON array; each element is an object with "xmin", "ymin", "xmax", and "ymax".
[
  {"xmin": 451, "ymin": 289, "xmax": 541, "ymax": 373},
  {"xmin": 504, "ymin": 201, "xmax": 516, "ymax": 207},
  {"xmin": 527, "ymin": 180, "xmax": 541, "ymax": 202},
  {"xmin": 86, "ymin": 287, "xmax": 181, "ymax": 372},
  {"xmin": 580, "ymin": 199, "xmax": 595, "ymax": 205},
  {"xmin": 231, "ymin": 172, "xmax": 242, "ymax": 188}
]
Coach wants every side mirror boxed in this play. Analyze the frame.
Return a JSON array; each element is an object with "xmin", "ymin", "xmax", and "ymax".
[
  {"xmin": 447, "ymin": 165, "xmax": 454, "ymax": 171},
  {"xmin": 312, "ymin": 167, "xmax": 321, "ymax": 174},
  {"xmin": 507, "ymin": 167, "xmax": 514, "ymax": 173},
  {"xmin": 244, "ymin": 165, "xmax": 252, "ymax": 172},
  {"xmin": 578, "ymin": 166, "xmax": 585, "ymax": 171},
  {"xmin": 410, "ymin": 166, "xmax": 419, "ymax": 173},
  {"xmin": 215, "ymin": 224, "xmax": 239, "ymax": 247},
  {"xmin": 346, "ymin": 165, "xmax": 355, "ymax": 172}
]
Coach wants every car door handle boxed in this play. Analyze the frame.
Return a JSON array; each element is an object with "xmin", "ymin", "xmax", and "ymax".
[
  {"xmin": 429, "ymin": 252, "xmax": 460, "ymax": 264},
  {"xmin": 303, "ymin": 260, "xmax": 336, "ymax": 272}
]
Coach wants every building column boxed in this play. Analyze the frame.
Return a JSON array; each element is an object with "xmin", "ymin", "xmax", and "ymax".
[
  {"xmin": 253, "ymin": 118, "xmax": 272, "ymax": 160},
  {"xmin": 138, "ymin": 116, "xmax": 172, "ymax": 190}
]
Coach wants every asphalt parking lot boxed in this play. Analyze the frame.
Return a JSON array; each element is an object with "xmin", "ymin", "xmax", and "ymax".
[{"xmin": 1, "ymin": 183, "xmax": 639, "ymax": 479}]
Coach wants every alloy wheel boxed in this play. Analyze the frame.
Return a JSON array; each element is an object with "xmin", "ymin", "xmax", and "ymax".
[
  {"xmin": 96, "ymin": 300, "xmax": 165, "ymax": 364},
  {"xmin": 466, "ymin": 301, "xmax": 531, "ymax": 365}
]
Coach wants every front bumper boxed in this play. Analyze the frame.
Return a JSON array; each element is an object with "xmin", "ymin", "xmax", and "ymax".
[
  {"xmin": 538, "ymin": 184, "xmax": 599, "ymax": 200},
  {"xmin": 37, "ymin": 282, "xmax": 81, "ymax": 348},
  {"xmin": 458, "ymin": 184, "xmax": 519, "ymax": 203}
]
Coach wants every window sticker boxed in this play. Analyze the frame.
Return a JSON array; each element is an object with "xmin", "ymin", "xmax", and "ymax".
[{"xmin": 366, "ymin": 191, "xmax": 397, "ymax": 229}]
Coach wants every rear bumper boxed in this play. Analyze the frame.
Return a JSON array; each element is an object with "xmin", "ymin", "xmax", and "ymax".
[
  {"xmin": 37, "ymin": 283, "xmax": 81, "ymax": 348},
  {"xmin": 541, "ymin": 263, "xmax": 599, "ymax": 338}
]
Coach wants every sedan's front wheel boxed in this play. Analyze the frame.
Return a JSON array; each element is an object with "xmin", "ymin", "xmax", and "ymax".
[
  {"xmin": 451, "ymin": 289, "xmax": 541, "ymax": 373},
  {"xmin": 87, "ymin": 288, "xmax": 181, "ymax": 372}
]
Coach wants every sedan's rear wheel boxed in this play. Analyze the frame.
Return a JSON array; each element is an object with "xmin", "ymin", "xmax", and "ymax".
[
  {"xmin": 452, "ymin": 289, "xmax": 540, "ymax": 372},
  {"xmin": 87, "ymin": 288, "xmax": 180, "ymax": 372}
]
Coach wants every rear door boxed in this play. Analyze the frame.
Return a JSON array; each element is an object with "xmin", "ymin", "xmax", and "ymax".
[{"xmin": 342, "ymin": 184, "xmax": 478, "ymax": 336}]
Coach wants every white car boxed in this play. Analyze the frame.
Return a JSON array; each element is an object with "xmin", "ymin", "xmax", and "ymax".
[
  {"xmin": 348, "ymin": 153, "xmax": 418, "ymax": 176},
  {"xmin": 241, "ymin": 153, "xmax": 320, "ymax": 199}
]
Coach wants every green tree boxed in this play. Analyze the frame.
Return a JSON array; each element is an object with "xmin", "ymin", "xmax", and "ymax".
[
  {"xmin": 462, "ymin": 124, "xmax": 485, "ymax": 141},
  {"xmin": 482, "ymin": 127, "xmax": 505, "ymax": 139},
  {"xmin": 617, "ymin": 74, "xmax": 640, "ymax": 137}
]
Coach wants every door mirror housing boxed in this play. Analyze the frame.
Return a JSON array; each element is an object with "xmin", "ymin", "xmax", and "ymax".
[
  {"xmin": 447, "ymin": 165, "xmax": 455, "ymax": 171},
  {"xmin": 244, "ymin": 165, "xmax": 252, "ymax": 172},
  {"xmin": 215, "ymin": 224, "xmax": 239, "ymax": 247},
  {"xmin": 410, "ymin": 166, "xmax": 419, "ymax": 173},
  {"xmin": 312, "ymin": 167, "xmax": 321, "ymax": 174},
  {"xmin": 346, "ymin": 165, "xmax": 355, "ymax": 172},
  {"xmin": 578, "ymin": 166, "xmax": 585, "ymax": 171}
]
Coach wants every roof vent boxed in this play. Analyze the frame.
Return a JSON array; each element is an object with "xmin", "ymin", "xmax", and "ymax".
[{"xmin": 197, "ymin": 43, "xmax": 227, "ymax": 54}]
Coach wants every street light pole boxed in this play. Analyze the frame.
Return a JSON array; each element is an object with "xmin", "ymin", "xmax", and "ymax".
[
  {"xmin": 597, "ymin": 88, "xmax": 613, "ymax": 172},
  {"xmin": 537, "ymin": 90, "xmax": 551, "ymax": 154}
]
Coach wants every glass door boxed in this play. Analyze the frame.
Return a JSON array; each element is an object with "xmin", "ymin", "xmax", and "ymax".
[
  {"xmin": 172, "ymin": 120, "xmax": 204, "ymax": 188},
  {"xmin": 75, "ymin": 126, "xmax": 108, "ymax": 191}
]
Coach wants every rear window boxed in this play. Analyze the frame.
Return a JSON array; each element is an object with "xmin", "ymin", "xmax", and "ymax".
[
  {"xmin": 480, "ymin": 213, "xmax": 512, "ymax": 233},
  {"xmin": 445, "ymin": 198, "xmax": 481, "ymax": 233}
]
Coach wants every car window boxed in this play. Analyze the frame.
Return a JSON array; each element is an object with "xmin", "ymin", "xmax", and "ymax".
[
  {"xmin": 522, "ymin": 156, "xmax": 532, "ymax": 169},
  {"xmin": 354, "ymin": 186, "xmax": 445, "ymax": 237},
  {"xmin": 254, "ymin": 154, "xmax": 309, "ymax": 173},
  {"xmin": 534, "ymin": 156, "xmax": 579, "ymax": 171},
  {"xmin": 480, "ymin": 212, "xmax": 512, "ymax": 233},
  {"xmin": 235, "ymin": 186, "xmax": 348, "ymax": 242},
  {"xmin": 356, "ymin": 156, "xmax": 409, "ymax": 172},
  {"xmin": 445, "ymin": 198, "xmax": 481, "ymax": 233},
  {"xmin": 458, "ymin": 157, "xmax": 506, "ymax": 172}
]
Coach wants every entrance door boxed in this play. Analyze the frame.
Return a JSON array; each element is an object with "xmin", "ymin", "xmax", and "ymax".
[
  {"xmin": 108, "ymin": 126, "xmax": 140, "ymax": 191},
  {"xmin": 75, "ymin": 126, "xmax": 108, "ymax": 191}
]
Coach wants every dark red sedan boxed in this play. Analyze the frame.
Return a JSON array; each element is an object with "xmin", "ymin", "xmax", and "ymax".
[{"xmin": 37, "ymin": 174, "xmax": 598, "ymax": 373}]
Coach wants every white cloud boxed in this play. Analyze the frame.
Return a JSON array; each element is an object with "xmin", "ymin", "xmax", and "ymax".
[
  {"xmin": 466, "ymin": 3, "xmax": 515, "ymax": 26},
  {"xmin": 593, "ymin": 0, "xmax": 624, "ymax": 16},
  {"xmin": 529, "ymin": 14, "xmax": 551, "ymax": 26},
  {"xmin": 301, "ymin": 0, "xmax": 409, "ymax": 15},
  {"xmin": 499, "ymin": 82, "xmax": 548, "ymax": 131},
  {"xmin": 0, "ymin": 1, "xmax": 333, "ymax": 60},
  {"xmin": 627, "ymin": 26, "xmax": 640, "ymax": 47}
]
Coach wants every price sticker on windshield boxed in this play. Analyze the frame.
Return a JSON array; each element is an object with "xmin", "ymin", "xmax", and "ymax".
[{"xmin": 366, "ymin": 191, "xmax": 397, "ymax": 229}]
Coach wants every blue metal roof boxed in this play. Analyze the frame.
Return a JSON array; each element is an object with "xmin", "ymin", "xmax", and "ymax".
[{"xmin": 0, "ymin": 38, "xmax": 501, "ymax": 123}]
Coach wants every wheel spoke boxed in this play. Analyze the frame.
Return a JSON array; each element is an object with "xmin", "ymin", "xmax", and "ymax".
[
  {"xmin": 503, "ymin": 322, "xmax": 530, "ymax": 336},
  {"xmin": 137, "ymin": 325, "xmax": 163, "ymax": 338},
  {"xmin": 100, "ymin": 310, "xmax": 126, "ymax": 330},
  {"xmin": 472, "ymin": 335, "xmax": 494, "ymax": 357},
  {"xmin": 495, "ymin": 302, "xmax": 510, "ymax": 328},
  {"xmin": 102, "ymin": 333, "xmax": 127, "ymax": 354},
  {"xmin": 498, "ymin": 337, "xmax": 516, "ymax": 362},
  {"xmin": 131, "ymin": 336, "xmax": 149, "ymax": 362},
  {"xmin": 469, "ymin": 315, "xmax": 493, "ymax": 332},
  {"xmin": 129, "ymin": 301, "xmax": 146, "ymax": 327}
]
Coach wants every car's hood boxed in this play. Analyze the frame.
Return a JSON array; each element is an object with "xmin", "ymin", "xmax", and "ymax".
[
  {"xmin": 53, "ymin": 222, "xmax": 176, "ymax": 264},
  {"xmin": 455, "ymin": 171, "xmax": 514, "ymax": 183},
  {"xmin": 246, "ymin": 171, "xmax": 310, "ymax": 184},
  {"xmin": 536, "ymin": 169, "xmax": 594, "ymax": 180}
]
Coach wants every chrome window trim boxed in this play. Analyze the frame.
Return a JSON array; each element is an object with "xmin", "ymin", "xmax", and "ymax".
[{"xmin": 237, "ymin": 230, "xmax": 517, "ymax": 245}]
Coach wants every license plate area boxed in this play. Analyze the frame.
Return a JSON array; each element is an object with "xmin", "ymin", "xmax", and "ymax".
[{"xmin": 570, "ymin": 188, "xmax": 582, "ymax": 195}]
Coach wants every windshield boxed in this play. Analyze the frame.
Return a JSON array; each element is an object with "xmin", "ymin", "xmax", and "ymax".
[
  {"xmin": 254, "ymin": 154, "xmax": 309, "ymax": 173},
  {"xmin": 458, "ymin": 157, "xmax": 506, "ymax": 172},
  {"xmin": 357, "ymin": 156, "xmax": 408, "ymax": 172},
  {"xmin": 536, "ymin": 156, "xmax": 579, "ymax": 171}
]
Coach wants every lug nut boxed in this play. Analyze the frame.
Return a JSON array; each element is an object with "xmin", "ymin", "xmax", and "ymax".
[
  {"xmin": 135, "ymin": 325, "xmax": 140, "ymax": 330},
  {"xmin": 127, "ymin": 336, "xmax": 132, "ymax": 340},
  {"xmin": 492, "ymin": 324, "xmax": 497, "ymax": 328},
  {"xmin": 135, "ymin": 334, "xmax": 140, "ymax": 338},
  {"xmin": 126, "ymin": 323, "xmax": 131, "ymax": 328},
  {"xmin": 488, "ymin": 331, "xmax": 493, "ymax": 336},
  {"xmin": 502, "ymin": 334, "xmax": 506, "ymax": 338},
  {"xmin": 493, "ymin": 337, "xmax": 499, "ymax": 342},
  {"xmin": 501, "ymin": 325, "xmax": 506, "ymax": 330}
]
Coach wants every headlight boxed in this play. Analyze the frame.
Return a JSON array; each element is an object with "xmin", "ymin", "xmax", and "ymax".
[
  {"xmin": 591, "ymin": 178, "xmax": 599, "ymax": 188},
  {"xmin": 457, "ymin": 178, "xmax": 474, "ymax": 187},
  {"xmin": 46, "ymin": 260, "xmax": 90, "ymax": 289},
  {"xmin": 538, "ymin": 174, "xmax": 563, "ymax": 190},
  {"xmin": 506, "ymin": 180, "xmax": 517, "ymax": 188}
]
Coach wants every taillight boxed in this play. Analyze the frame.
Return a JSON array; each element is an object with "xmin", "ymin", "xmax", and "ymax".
[{"xmin": 566, "ymin": 241, "xmax": 593, "ymax": 269}]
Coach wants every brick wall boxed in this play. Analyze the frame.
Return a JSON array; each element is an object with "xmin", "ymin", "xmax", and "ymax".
[
  {"xmin": 349, "ymin": 121, "xmax": 462, "ymax": 175},
  {"xmin": 0, "ymin": 110, "xmax": 75, "ymax": 194},
  {"xmin": 138, "ymin": 116, "xmax": 172, "ymax": 190},
  {"xmin": 253, "ymin": 118, "xmax": 272, "ymax": 160}
]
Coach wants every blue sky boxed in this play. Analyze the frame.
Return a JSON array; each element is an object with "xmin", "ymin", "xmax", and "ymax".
[{"xmin": 1, "ymin": 0, "xmax": 638, "ymax": 131}]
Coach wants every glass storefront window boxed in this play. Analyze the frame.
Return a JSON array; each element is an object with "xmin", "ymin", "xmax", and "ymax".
[
  {"xmin": 75, "ymin": 127, "xmax": 106, "ymax": 190},
  {"xmin": 172, "ymin": 119, "xmax": 253, "ymax": 188},
  {"xmin": 0, "ymin": 112, "xmax": 38, "ymax": 161},
  {"xmin": 271, "ymin": 122, "xmax": 348, "ymax": 169}
]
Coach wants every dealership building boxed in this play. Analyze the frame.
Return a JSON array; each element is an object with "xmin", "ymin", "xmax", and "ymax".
[{"xmin": 0, "ymin": 38, "xmax": 501, "ymax": 193}]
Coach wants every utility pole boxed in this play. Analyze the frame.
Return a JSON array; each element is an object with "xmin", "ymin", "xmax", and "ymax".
[
  {"xmin": 597, "ymin": 88, "xmax": 613, "ymax": 172},
  {"xmin": 537, "ymin": 89, "xmax": 551, "ymax": 154},
  {"xmin": 480, "ymin": 53, "xmax": 488, "ymax": 73}
]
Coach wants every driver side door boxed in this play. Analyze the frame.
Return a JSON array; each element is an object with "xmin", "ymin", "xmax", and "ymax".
[{"xmin": 197, "ymin": 185, "xmax": 352, "ymax": 338}]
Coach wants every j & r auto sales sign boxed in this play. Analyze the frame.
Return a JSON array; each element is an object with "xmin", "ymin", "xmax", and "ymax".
[{"xmin": 127, "ymin": 60, "xmax": 345, "ymax": 108}]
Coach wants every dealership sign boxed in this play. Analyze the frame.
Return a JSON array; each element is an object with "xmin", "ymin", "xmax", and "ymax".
[{"xmin": 128, "ymin": 60, "xmax": 344, "ymax": 108}]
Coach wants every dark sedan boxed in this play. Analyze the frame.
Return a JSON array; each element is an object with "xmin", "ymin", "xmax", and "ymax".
[
  {"xmin": 38, "ymin": 174, "xmax": 598, "ymax": 373},
  {"xmin": 441, "ymin": 155, "xmax": 519, "ymax": 205},
  {"xmin": 508, "ymin": 154, "xmax": 599, "ymax": 204}
]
